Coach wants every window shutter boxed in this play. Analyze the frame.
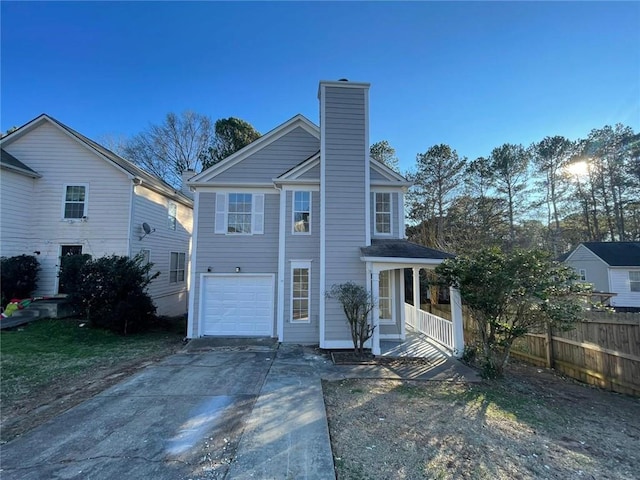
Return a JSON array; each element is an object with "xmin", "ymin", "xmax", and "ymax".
[
  {"xmin": 253, "ymin": 194, "xmax": 264, "ymax": 234},
  {"xmin": 215, "ymin": 193, "xmax": 227, "ymax": 234}
]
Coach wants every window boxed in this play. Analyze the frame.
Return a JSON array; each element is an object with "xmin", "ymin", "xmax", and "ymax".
[
  {"xmin": 140, "ymin": 249, "xmax": 150, "ymax": 265},
  {"xmin": 375, "ymin": 192, "xmax": 391, "ymax": 234},
  {"xmin": 291, "ymin": 261, "xmax": 310, "ymax": 322},
  {"xmin": 293, "ymin": 191, "xmax": 311, "ymax": 234},
  {"xmin": 63, "ymin": 185, "xmax": 87, "ymax": 219},
  {"xmin": 630, "ymin": 271, "xmax": 640, "ymax": 292},
  {"xmin": 170, "ymin": 252, "xmax": 186, "ymax": 283},
  {"xmin": 379, "ymin": 270, "xmax": 393, "ymax": 323},
  {"xmin": 215, "ymin": 193, "xmax": 264, "ymax": 235},
  {"xmin": 168, "ymin": 203, "xmax": 177, "ymax": 230},
  {"xmin": 579, "ymin": 269, "xmax": 587, "ymax": 281}
]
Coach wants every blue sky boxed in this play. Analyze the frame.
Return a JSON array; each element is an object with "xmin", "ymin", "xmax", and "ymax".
[{"xmin": 2, "ymin": 1, "xmax": 638, "ymax": 173}]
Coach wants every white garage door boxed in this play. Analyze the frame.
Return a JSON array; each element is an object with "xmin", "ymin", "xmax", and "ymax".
[{"xmin": 202, "ymin": 275, "xmax": 274, "ymax": 336}]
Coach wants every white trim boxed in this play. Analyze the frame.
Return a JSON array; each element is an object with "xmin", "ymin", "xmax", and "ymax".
[
  {"xmin": 399, "ymin": 191, "xmax": 406, "ymax": 239},
  {"xmin": 318, "ymin": 79, "xmax": 371, "ymax": 90},
  {"xmin": 363, "ymin": 258, "xmax": 445, "ymax": 268},
  {"xmin": 188, "ymin": 190, "xmax": 200, "ymax": 338},
  {"xmin": 275, "ymin": 155, "xmax": 320, "ymax": 182},
  {"xmin": 282, "ymin": 184, "xmax": 320, "ymax": 192},
  {"xmin": 193, "ymin": 183, "xmax": 276, "ymax": 191},
  {"xmin": 373, "ymin": 191, "xmax": 393, "ymax": 236},
  {"xmin": 277, "ymin": 179, "xmax": 320, "ymax": 186},
  {"xmin": 565, "ymin": 244, "xmax": 610, "ymax": 268},
  {"xmin": 364, "ymin": 87, "xmax": 371, "ymax": 247},
  {"xmin": 277, "ymin": 188, "xmax": 286, "ymax": 341},
  {"xmin": 189, "ymin": 115, "xmax": 319, "ymax": 184},
  {"xmin": 61, "ymin": 183, "xmax": 89, "ymax": 221},
  {"xmin": 290, "ymin": 260, "xmax": 311, "ymax": 324},
  {"xmin": 369, "ymin": 159, "xmax": 412, "ymax": 185},
  {"xmin": 319, "ymin": 83, "xmax": 327, "ymax": 348},
  {"xmin": 126, "ymin": 183, "xmax": 136, "ymax": 258},
  {"xmin": 0, "ymin": 163, "xmax": 41, "ymax": 178},
  {"xmin": 291, "ymin": 190, "xmax": 312, "ymax": 235},
  {"xmin": 169, "ymin": 251, "xmax": 186, "ymax": 284},
  {"xmin": 167, "ymin": 201, "xmax": 177, "ymax": 231},
  {"xmin": 399, "ymin": 268, "xmax": 406, "ymax": 339},
  {"xmin": 378, "ymin": 269, "xmax": 394, "ymax": 325}
]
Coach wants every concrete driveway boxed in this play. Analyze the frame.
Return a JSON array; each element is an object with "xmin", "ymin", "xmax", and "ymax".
[{"xmin": 0, "ymin": 339, "xmax": 336, "ymax": 480}]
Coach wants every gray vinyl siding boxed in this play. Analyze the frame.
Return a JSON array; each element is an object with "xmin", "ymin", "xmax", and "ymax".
[
  {"xmin": 370, "ymin": 167, "xmax": 388, "ymax": 182},
  {"xmin": 566, "ymin": 245, "xmax": 610, "ymax": 292},
  {"xmin": 298, "ymin": 164, "xmax": 320, "ymax": 180},
  {"xmin": 323, "ymin": 85, "xmax": 368, "ymax": 342},
  {"xmin": 191, "ymin": 190, "xmax": 280, "ymax": 336},
  {"xmin": 283, "ymin": 190, "xmax": 321, "ymax": 343},
  {"xmin": 213, "ymin": 127, "xmax": 320, "ymax": 183}
]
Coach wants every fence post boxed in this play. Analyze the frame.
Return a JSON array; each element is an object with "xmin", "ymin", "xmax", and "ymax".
[
  {"xmin": 449, "ymin": 287, "xmax": 464, "ymax": 358},
  {"xmin": 545, "ymin": 322, "xmax": 554, "ymax": 369}
]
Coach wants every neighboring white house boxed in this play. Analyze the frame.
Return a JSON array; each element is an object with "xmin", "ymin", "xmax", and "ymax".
[
  {"xmin": 561, "ymin": 242, "xmax": 640, "ymax": 310},
  {"xmin": 0, "ymin": 114, "xmax": 193, "ymax": 316},
  {"xmin": 187, "ymin": 80, "xmax": 463, "ymax": 355}
]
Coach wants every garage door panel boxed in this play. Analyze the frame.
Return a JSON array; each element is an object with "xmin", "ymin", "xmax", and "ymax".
[{"xmin": 202, "ymin": 275, "xmax": 274, "ymax": 336}]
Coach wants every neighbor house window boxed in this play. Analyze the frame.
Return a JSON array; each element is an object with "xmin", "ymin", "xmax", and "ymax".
[
  {"xmin": 293, "ymin": 191, "xmax": 311, "ymax": 234},
  {"xmin": 630, "ymin": 271, "xmax": 640, "ymax": 292},
  {"xmin": 168, "ymin": 203, "xmax": 177, "ymax": 230},
  {"xmin": 579, "ymin": 269, "xmax": 587, "ymax": 281},
  {"xmin": 375, "ymin": 192, "xmax": 391, "ymax": 234},
  {"xmin": 63, "ymin": 185, "xmax": 87, "ymax": 219},
  {"xmin": 170, "ymin": 252, "xmax": 186, "ymax": 283},
  {"xmin": 291, "ymin": 261, "xmax": 310, "ymax": 322},
  {"xmin": 379, "ymin": 270, "xmax": 393, "ymax": 323},
  {"xmin": 215, "ymin": 193, "xmax": 264, "ymax": 235}
]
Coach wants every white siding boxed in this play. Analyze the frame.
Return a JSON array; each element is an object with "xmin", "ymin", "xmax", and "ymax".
[
  {"xmin": 609, "ymin": 269, "xmax": 640, "ymax": 308},
  {"xmin": 131, "ymin": 185, "xmax": 193, "ymax": 316},
  {"xmin": 322, "ymin": 84, "xmax": 369, "ymax": 342},
  {"xmin": 3, "ymin": 122, "xmax": 131, "ymax": 295},
  {"xmin": 0, "ymin": 169, "xmax": 37, "ymax": 258}
]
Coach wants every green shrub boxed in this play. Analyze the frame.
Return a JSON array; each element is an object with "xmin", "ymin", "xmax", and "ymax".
[
  {"xmin": 74, "ymin": 254, "xmax": 159, "ymax": 335},
  {"xmin": 0, "ymin": 255, "xmax": 40, "ymax": 308},
  {"xmin": 58, "ymin": 253, "xmax": 92, "ymax": 295}
]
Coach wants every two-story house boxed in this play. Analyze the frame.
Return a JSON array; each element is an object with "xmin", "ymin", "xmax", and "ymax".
[
  {"xmin": 187, "ymin": 80, "xmax": 464, "ymax": 355},
  {"xmin": 0, "ymin": 114, "xmax": 193, "ymax": 316}
]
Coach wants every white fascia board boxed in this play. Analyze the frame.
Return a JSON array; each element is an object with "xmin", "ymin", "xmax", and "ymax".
[
  {"xmin": 192, "ymin": 184, "xmax": 277, "ymax": 193},
  {"xmin": 189, "ymin": 114, "xmax": 319, "ymax": 184},
  {"xmin": 187, "ymin": 190, "xmax": 201, "ymax": 338},
  {"xmin": 281, "ymin": 184, "xmax": 320, "ymax": 191},
  {"xmin": 361, "ymin": 257, "xmax": 445, "ymax": 269},
  {"xmin": 275, "ymin": 155, "xmax": 320, "ymax": 181},
  {"xmin": 370, "ymin": 158, "xmax": 412, "ymax": 184}
]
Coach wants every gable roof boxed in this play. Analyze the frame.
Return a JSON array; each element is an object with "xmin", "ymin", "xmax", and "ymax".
[
  {"xmin": 0, "ymin": 114, "xmax": 193, "ymax": 207},
  {"xmin": 189, "ymin": 114, "xmax": 320, "ymax": 184},
  {"xmin": 578, "ymin": 242, "xmax": 640, "ymax": 267},
  {"xmin": 369, "ymin": 158, "xmax": 412, "ymax": 186},
  {"xmin": 1, "ymin": 148, "xmax": 41, "ymax": 178}
]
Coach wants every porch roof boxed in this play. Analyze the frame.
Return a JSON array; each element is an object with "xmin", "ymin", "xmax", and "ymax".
[{"xmin": 360, "ymin": 239, "xmax": 454, "ymax": 266}]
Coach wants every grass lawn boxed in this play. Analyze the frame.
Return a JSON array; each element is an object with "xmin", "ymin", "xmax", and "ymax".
[
  {"xmin": 1, "ymin": 317, "xmax": 184, "ymax": 441},
  {"xmin": 324, "ymin": 363, "xmax": 640, "ymax": 480}
]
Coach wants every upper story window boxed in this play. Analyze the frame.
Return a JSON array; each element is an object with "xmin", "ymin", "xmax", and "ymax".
[
  {"xmin": 293, "ymin": 191, "xmax": 311, "ymax": 234},
  {"xmin": 168, "ymin": 202, "xmax": 177, "ymax": 230},
  {"xmin": 374, "ymin": 192, "xmax": 391, "ymax": 235},
  {"xmin": 169, "ymin": 252, "xmax": 186, "ymax": 283},
  {"xmin": 215, "ymin": 193, "xmax": 264, "ymax": 235},
  {"xmin": 63, "ymin": 185, "xmax": 87, "ymax": 219},
  {"xmin": 579, "ymin": 269, "xmax": 587, "ymax": 281},
  {"xmin": 630, "ymin": 271, "xmax": 640, "ymax": 292}
]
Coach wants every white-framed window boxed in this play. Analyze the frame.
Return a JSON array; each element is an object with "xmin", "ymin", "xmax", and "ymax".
[
  {"xmin": 215, "ymin": 193, "xmax": 265, "ymax": 235},
  {"xmin": 374, "ymin": 192, "xmax": 391, "ymax": 235},
  {"xmin": 291, "ymin": 261, "xmax": 311, "ymax": 323},
  {"xmin": 170, "ymin": 252, "xmax": 186, "ymax": 283},
  {"xmin": 292, "ymin": 191, "xmax": 311, "ymax": 234},
  {"xmin": 140, "ymin": 249, "xmax": 151, "ymax": 265},
  {"xmin": 379, "ymin": 270, "xmax": 394, "ymax": 324},
  {"xmin": 63, "ymin": 184, "xmax": 88, "ymax": 219},
  {"xmin": 579, "ymin": 269, "xmax": 587, "ymax": 281},
  {"xmin": 168, "ymin": 202, "xmax": 177, "ymax": 230},
  {"xmin": 630, "ymin": 271, "xmax": 640, "ymax": 292}
]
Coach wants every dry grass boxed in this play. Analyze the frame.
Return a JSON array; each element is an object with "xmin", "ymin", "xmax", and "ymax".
[{"xmin": 323, "ymin": 363, "xmax": 640, "ymax": 480}]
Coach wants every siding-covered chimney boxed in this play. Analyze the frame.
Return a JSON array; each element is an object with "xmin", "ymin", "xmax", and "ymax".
[
  {"xmin": 181, "ymin": 169, "xmax": 195, "ymax": 199},
  {"xmin": 318, "ymin": 79, "xmax": 371, "ymax": 346}
]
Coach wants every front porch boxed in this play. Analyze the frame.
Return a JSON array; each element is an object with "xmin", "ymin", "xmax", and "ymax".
[{"xmin": 380, "ymin": 325, "xmax": 452, "ymax": 362}]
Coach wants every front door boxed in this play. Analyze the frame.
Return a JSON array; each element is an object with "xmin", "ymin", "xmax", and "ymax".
[{"xmin": 57, "ymin": 245, "xmax": 83, "ymax": 294}]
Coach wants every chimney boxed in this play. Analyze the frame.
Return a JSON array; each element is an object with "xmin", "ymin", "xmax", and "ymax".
[{"xmin": 181, "ymin": 169, "xmax": 195, "ymax": 199}]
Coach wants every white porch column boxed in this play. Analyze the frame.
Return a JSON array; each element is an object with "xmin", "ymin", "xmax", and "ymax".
[
  {"xmin": 412, "ymin": 267, "xmax": 420, "ymax": 310},
  {"xmin": 450, "ymin": 286, "xmax": 464, "ymax": 358},
  {"xmin": 371, "ymin": 269, "xmax": 381, "ymax": 355}
]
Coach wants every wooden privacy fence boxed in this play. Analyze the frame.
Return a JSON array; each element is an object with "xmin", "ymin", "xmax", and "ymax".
[{"xmin": 439, "ymin": 304, "xmax": 640, "ymax": 396}]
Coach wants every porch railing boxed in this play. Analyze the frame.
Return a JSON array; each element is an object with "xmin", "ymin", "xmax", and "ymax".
[{"xmin": 404, "ymin": 302, "xmax": 454, "ymax": 351}]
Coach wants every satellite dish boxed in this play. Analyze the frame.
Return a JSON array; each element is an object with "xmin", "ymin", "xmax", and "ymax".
[{"xmin": 139, "ymin": 222, "xmax": 155, "ymax": 241}]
